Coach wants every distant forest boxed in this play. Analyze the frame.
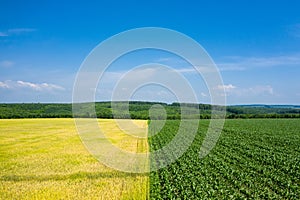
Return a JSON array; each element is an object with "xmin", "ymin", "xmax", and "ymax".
[{"xmin": 0, "ymin": 101, "xmax": 299, "ymax": 119}]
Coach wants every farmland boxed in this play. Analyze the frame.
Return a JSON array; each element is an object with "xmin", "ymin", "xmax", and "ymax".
[
  {"xmin": 0, "ymin": 119, "xmax": 148, "ymax": 200},
  {"xmin": 0, "ymin": 118, "xmax": 299, "ymax": 199},
  {"xmin": 149, "ymin": 119, "xmax": 300, "ymax": 199}
]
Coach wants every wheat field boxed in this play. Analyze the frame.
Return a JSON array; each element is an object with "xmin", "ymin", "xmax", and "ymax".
[{"xmin": 0, "ymin": 118, "xmax": 149, "ymax": 200}]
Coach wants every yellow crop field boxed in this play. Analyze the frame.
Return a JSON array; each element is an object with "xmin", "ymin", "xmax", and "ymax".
[
  {"xmin": 100, "ymin": 119, "xmax": 148, "ymax": 154},
  {"xmin": 0, "ymin": 119, "xmax": 149, "ymax": 200}
]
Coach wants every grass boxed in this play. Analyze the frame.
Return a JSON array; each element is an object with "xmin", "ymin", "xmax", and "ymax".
[{"xmin": 0, "ymin": 118, "xmax": 149, "ymax": 200}]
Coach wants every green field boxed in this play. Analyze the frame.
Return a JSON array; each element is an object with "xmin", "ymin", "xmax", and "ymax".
[
  {"xmin": 1, "ymin": 118, "xmax": 299, "ymax": 199},
  {"xmin": 149, "ymin": 119, "xmax": 300, "ymax": 199}
]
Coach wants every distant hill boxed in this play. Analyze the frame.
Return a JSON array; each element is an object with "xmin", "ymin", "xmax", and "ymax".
[{"xmin": 0, "ymin": 101, "xmax": 299, "ymax": 119}]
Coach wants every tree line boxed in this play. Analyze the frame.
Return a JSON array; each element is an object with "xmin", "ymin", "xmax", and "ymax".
[{"xmin": 0, "ymin": 102, "xmax": 299, "ymax": 119}]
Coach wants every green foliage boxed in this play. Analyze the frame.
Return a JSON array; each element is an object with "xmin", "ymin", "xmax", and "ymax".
[
  {"xmin": 0, "ymin": 102, "xmax": 299, "ymax": 119},
  {"xmin": 149, "ymin": 119, "xmax": 300, "ymax": 199}
]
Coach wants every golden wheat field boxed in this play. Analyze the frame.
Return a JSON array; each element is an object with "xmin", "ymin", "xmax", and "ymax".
[{"xmin": 0, "ymin": 118, "xmax": 149, "ymax": 200}]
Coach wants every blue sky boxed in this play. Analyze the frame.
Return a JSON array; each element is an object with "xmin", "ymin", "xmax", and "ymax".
[{"xmin": 0, "ymin": 0, "xmax": 300, "ymax": 104}]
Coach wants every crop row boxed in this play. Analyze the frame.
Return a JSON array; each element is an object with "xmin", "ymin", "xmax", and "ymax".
[{"xmin": 148, "ymin": 119, "xmax": 300, "ymax": 199}]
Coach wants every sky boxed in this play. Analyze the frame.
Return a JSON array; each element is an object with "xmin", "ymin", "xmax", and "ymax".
[{"xmin": 0, "ymin": 0, "xmax": 300, "ymax": 105}]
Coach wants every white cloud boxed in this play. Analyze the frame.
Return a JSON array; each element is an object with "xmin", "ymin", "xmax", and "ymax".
[
  {"xmin": 0, "ymin": 28, "xmax": 36, "ymax": 37},
  {"xmin": 0, "ymin": 60, "xmax": 14, "ymax": 68},
  {"xmin": 155, "ymin": 57, "xmax": 189, "ymax": 64},
  {"xmin": 7, "ymin": 28, "xmax": 36, "ymax": 34},
  {"xmin": 174, "ymin": 64, "xmax": 223, "ymax": 74},
  {"xmin": 0, "ymin": 81, "xmax": 10, "ymax": 88},
  {"xmin": 153, "ymin": 53, "xmax": 300, "ymax": 73},
  {"xmin": 247, "ymin": 85, "xmax": 274, "ymax": 96},
  {"xmin": 201, "ymin": 92, "xmax": 207, "ymax": 97},
  {"xmin": 218, "ymin": 65, "xmax": 246, "ymax": 71},
  {"xmin": 17, "ymin": 81, "xmax": 64, "ymax": 91},
  {"xmin": 217, "ymin": 53, "xmax": 300, "ymax": 71},
  {"xmin": 156, "ymin": 57, "xmax": 172, "ymax": 62},
  {"xmin": 0, "ymin": 80, "xmax": 64, "ymax": 91},
  {"xmin": 217, "ymin": 84, "xmax": 236, "ymax": 91},
  {"xmin": 214, "ymin": 84, "xmax": 274, "ymax": 98},
  {"xmin": 175, "ymin": 67, "xmax": 194, "ymax": 73}
]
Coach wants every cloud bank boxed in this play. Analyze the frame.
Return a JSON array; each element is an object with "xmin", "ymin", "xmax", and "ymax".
[{"xmin": 0, "ymin": 80, "xmax": 64, "ymax": 91}]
